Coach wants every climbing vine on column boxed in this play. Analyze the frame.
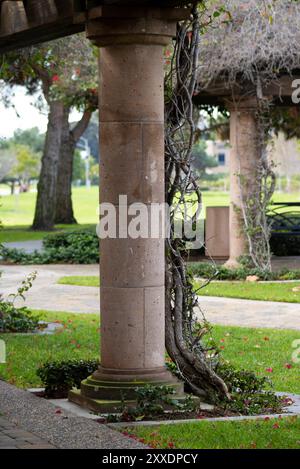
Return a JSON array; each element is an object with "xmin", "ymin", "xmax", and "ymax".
[{"xmin": 164, "ymin": 5, "xmax": 230, "ymax": 402}]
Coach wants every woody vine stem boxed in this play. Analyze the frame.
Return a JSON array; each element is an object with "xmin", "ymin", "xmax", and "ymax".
[{"xmin": 164, "ymin": 6, "xmax": 230, "ymax": 402}]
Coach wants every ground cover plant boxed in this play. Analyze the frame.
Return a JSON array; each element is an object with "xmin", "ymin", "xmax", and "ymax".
[
  {"xmin": 1, "ymin": 229, "xmax": 99, "ymax": 264},
  {"xmin": 0, "ymin": 271, "xmax": 40, "ymax": 333}
]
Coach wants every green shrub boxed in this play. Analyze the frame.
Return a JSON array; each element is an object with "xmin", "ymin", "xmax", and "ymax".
[
  {"xmin": 188, "ymin": 262, "xmax": 300, "ymax": 281},
  {"xmin": 107, "ymin": 385, "xmax": 197, "ymax": 422},
  {"xmin": 36, "ymin": 359, "xmax": 99, "ymax": 397},
  {"xmin": 270, "ymin": 234, "xmax": 300, "ymax": 256},
  {"xmin": 0, "ymin": 271, "xmax": 39, "ymax": 333},
  {"xmin": 0, "ymin": 303, "xmax": 39, "ymax": 333},
  {"xmin": 217, "ymin": 363, "xmax": 283, "ymax": 415},
  {"xmin": 166, "ymin": 360, "xmax": 284, "ymax": 416},
  {"xmin": 1, "ymin": 229, "xmax": 99, "ymax": 264}
]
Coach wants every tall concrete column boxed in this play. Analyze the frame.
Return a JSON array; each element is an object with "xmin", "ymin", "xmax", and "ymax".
[
  {"xmin": 69, "ymin": 6, "xmax": 186, "ymax": 412},
  {"xmin": 226, "ymin": 98, "xmax": 261, "ymax": 267}
]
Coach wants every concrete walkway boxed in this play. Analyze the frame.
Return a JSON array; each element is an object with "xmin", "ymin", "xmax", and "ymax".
[
  {"xmin": 3, "ymin": 240, "xmax": 44, "ymax": 254},
  {"xmin": 0, "ymin": 265, "xmax": 299, "ymax": 329},
  {"xmin": 0, "ymin": 380, "xmax": 145, "ymax": 449}
]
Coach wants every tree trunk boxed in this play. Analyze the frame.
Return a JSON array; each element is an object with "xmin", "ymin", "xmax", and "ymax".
[
  {"xmin": 55, "ymin": 108, "xmax": 92, "ymax": 224},
  {"xmin": 54, "ymin": 107, "xmax": 77, "ymax": 224},
  {"xmin": 32, "ymin": 100, "xmax": 64, "ymax": 230},
  {"xmin": 10, "ymin": 181, "xmax": 15, "ymax": 195}
]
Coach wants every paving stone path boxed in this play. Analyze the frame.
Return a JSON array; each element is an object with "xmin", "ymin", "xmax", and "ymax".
[
  {"xmin": 0, "ymin": 381, "xmax": 146, "ymax": 449},
  {"xmin": 0, "ymin": 264, "xmax": 299, "ymax": 329},
  {"xmin": 0, "ymin": 417, "xmax": 55, "ymax": 449}
]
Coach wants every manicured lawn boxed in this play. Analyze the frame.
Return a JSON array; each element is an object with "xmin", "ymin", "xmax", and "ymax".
[
  {"xmin": 0, "ymin": 311, "xmax": 100, "ymax": 388},
  {"xmin": 196, "ymin": 281, "xmax": 300, "ymax": 303},
  {"xmin": 58, "ymin": 276, "xmax": 99, "ymax": 287},
  {"xmin": 0, "ymin": 312, "xmax": 299, "ymax": 394},
  {"xmin": 0, "ymin": 186, "xmax": 99, "ymax": 226},
  {"xmin": 0, "ymin": 224, "xmax": 96, "ymax": 243},
  {"xmin": 58, "ymin": 276, "xmax": 300, "ymax": 304},
  {"xmin": 1, "ymin": 187, "xmax": 299, "ymax": 241},
  {"xmin": 124, "ymin": 416, "xmax": 300, "ymax": 449}
]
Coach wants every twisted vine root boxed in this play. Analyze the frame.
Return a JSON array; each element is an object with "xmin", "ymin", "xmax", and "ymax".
[{"xmin": 165, "ymin": 5, "xmax": 230, "ymax": 402}]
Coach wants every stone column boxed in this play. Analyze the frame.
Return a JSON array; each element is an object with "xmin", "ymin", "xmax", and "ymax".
[
  {"xmin": 226, "ymin": 98, "xmax": 260, "ymax": 267},
  {"xmin": 69, "ymin": 6, "xmax": 186, "ymax": 412}
]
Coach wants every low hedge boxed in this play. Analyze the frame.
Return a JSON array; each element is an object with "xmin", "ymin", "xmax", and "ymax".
[
  {"xmin": 1, "ymin": 230, "xmax": 99, "ymax": 264},
  {"xmin": 270, "ymin": 234, "xmax": 300, "ymax": 256},
  {"xmin": 37, "ymin": 359, "xmax": 99, "ymax": 397},
  {"xmin": 188, "ymin": 262, "xmax": 300, "ymax": 281}
]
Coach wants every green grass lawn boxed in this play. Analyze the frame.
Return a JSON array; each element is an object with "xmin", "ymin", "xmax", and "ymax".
[
  {"xmin": 196, "ymin": 281, "xmax": 300, "ymax": 303},
  {"xmin": 0, "ymin": 186, "xmax": 99, "ymax": 227},
  {"xmin": 58, "ymin": 275, "xmax": 300, "ymax": 304},
  {"xmin": 58, "ymin": 276, "xmax": 100, "ymax": 287},
  {"xmin": 1, "ymin": 188, "xmax": 300, "ymax": 241},
  {"xmin": 124, "ymin": 416, "xmax": 300, "ymax": 449},
  {"xmin": 0, "ymin": 224, "xmax": 96, "ymax": 243},
  {"xmin": 0, "ymin": 312, "xmax": 298, "ymax": 394},
  {"xmin": 0, "ymin": 311, "xmax": 299, "ymax": 449},
  {"xmin": 0, "ymin": 311, "xmax": 100, "ymax": 388}
]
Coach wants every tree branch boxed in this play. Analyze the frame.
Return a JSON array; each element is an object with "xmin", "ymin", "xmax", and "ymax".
[{"xmin": 71, "ymin": 109, "xmax": 93, "ymax": 143}]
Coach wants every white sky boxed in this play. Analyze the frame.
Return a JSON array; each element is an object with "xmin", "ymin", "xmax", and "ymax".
[{"xmin": 0, "ymin": 86, "xmax": 81, "ymax": 139}]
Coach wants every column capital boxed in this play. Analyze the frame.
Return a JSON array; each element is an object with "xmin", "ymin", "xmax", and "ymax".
[{"xmin": 86, "ymin": 6, "xmax": 191, "ymax": 47}]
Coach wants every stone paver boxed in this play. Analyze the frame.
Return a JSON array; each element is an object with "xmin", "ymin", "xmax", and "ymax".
[
  {"xmin": 0, "ymin": 380, "xmax": 146, "ymax": 449},
  {"xmin": 0, "ymin": 417, "xmax": 56, "ymax": 449},
  {"xmin": 1, "ymin": 264, "xmax": 299, "ymax": 329}
]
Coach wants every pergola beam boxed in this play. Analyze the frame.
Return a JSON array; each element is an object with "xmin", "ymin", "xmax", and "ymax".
[
  {"xmin": 194, "ymin": 75, "xmax": 300, "ymax": 108},
  {"xmin": 0, "ymin": 0, "xmax": 192, "ymax": 52}
]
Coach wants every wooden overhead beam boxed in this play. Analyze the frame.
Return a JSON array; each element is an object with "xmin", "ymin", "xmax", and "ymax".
[
  {"xmin": 0, "ymin": 0, "xmax": 86, "ymax": 51},
  {"xmin": 0, "ymin": 0, "xmax": 191, "ymax": 52},
  {"xmin": 194, "ymin": 75, "xmax": 300, "ymax": 108}
]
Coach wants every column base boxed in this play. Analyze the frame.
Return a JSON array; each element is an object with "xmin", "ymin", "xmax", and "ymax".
[
  {"xmin": 224, "ymin": 258, "xmax": 241, "ymax": 269},
  {"xmin": 68, "ymin": 366, "xmax": 186, "ymax": 414}
]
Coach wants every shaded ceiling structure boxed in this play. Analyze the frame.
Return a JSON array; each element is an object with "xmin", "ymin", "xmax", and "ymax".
[{"xmin": 0, "ymin": 0, "xmax": 194, "ymax": 51}]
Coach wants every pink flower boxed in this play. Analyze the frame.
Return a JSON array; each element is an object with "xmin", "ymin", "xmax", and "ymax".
[
  {"xmin": 265, "ymin": 367, "xmax": 273, "ymax": 373},
  {"xmin": 52, "ymin": 74, "xmax": 59, "ymax": 82},
  {"xmin": 285, "ymin": 363, "xmax": 292, "ymax": 369}
]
